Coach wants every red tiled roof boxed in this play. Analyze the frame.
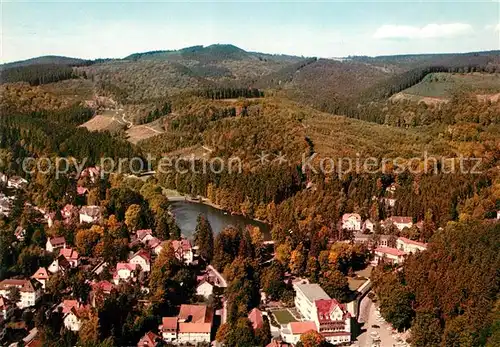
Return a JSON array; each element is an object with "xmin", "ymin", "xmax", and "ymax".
[
  {"xmin": 31, "ymin": 267, "xmax": 49, "ymax": 280},
  {"xmin": 138, "ymin": 331, "xmax": 160, "ymax": 346},
  {"xmin": 92, "ymin": 280, "xmax": 114, "ymax": 293},
  {"xmin": 172, "ymin": 239, "xmax": 192, "ymax": 252},
  {"xmin": 248, "ymin": 308, "xmax": 264, "ymax": 330},
  {"xmin": 130, "ymin": 250, "xmax": 151, "ymax": 263},
  {"xmin": 266, "ymin": 340, "xmax": 291, "ymax": 347},
  {"xmin": 375, "ymin": 247, "xmax": 407, "ymax": 257},
  {"xmin": 342, "ymin": 213, "xmax": 361, "ymax": 222},
  {"xmin": 178, "ymin": 304, "xmax": 211, "ymax": 324},
  {"xmin": 314, "ymin": 299, "xmax": 350, "ymax": 322},
  {"xmin": 389, "ymin": 216, "xmax": 412, "ymax": 224},
  {"xmin": 60, "ymin": 248, "xmax": 79, "ymax": 260},
  {"xmin": 161, "ymin": 317, "xmax": 178, "ymax": 331},
  {"xmin": 289, "ymin": 321, "xmax": 317, "ymax": 334},
  {"xmin": 398, "ymin": 237, "xmax": 427, "ymax": 248},
  {"xmin": 48, "ymin": 237, "xmax": 66, "ymax": 246},
  {"xmin": 178, "ymin": 322, "xmax": 211, "ymax": 333},
  {"xmin": 76, "ymin": 186, "xmax": 88, "ymax": 195},
  {"xmin": 136, "ymin": 229, "xmax": 153, "ymax": 241},
  {"xmin": 0, "ymin": 279, "xmax": 39, "ymax": 293}
]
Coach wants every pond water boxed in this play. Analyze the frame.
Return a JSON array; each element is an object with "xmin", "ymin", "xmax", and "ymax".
[{"xmin": 169, "ymin": 201, "xmax": 270, "ymax": 240}]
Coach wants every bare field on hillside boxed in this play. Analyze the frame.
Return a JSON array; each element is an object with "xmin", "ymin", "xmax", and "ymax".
[
  {"xmin": 79, "ymin": 110, "xmax": 125, "ymax": 132},
  {"xmin": 126, "ymin": 119, "xmax": 166, "ymax": 144}
]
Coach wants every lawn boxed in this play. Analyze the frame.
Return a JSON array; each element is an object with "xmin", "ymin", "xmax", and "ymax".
[{"xmin": 272, "ymin": 309, "xmax": 297, "ymax": 325}]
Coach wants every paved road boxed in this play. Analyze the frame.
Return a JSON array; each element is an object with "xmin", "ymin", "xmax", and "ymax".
[{"xmin": 353, "ymin": 294, "xmax": 407, "ymax": 347}]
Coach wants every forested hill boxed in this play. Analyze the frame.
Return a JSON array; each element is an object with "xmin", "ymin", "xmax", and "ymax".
[{"xmin": 0, "ymin": 55, "xmax": 88, "ymax": 69}]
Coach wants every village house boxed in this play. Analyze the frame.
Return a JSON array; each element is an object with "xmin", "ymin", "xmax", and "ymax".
[
  {"xmin": 55, "ymin": 300, "xmax": 88, "ymax": 331},
  {"xmin": 0, "ymin": 295, "xmax": 14, "ymax": 320},
  {"xmin": 113, "ymin": 263, "xmax": 137, "ymax": 284},
  {"xmin": 48, "ymin": 254, "xmax": 71, "ymax": 274},
  {"xmin": 159, "ymin": 317, "xmax": 178, "ymax": 343},
  {"xmin": 362, "ymin": 219, "xmax": 374, "ymax": 233},
  {"xmin": 146, "ymin": 237, "xmax": 161, "ymax": 251},
  {"xmin": 341, "ymin": 213, "xmax": 362, "ymax": 231},
  {"xmin": 136, "ymin": 229, "xmax": 154, "ymax": 243},
  {"xmin": 7, "ymin": 176, "xmax": 28, "ymax": 189},
  {"xmin": 138, "ymin": 331, "xmax": 161, "ymax": 347},
  {"xmin": 196, "ymin": 280, "xmax": 214, "ymax": 300},
  {"xmin": 396, "ymin": 237, "xmax": 427, "ymax": 254},
  {"xmin": 79, "ymin": 205, "xmax": 102, "ymax": 224},
  {"xmin": 0, "ymin": 198, "xmax": 11, "ymax": 217},
  {"xmin": 373, "ymin": 247, "xmax": 407, "ymax": 265},
  {"xmin": 60, "ymin": 248, "xmax": 80, "ymax": 268},
  {"xmin": 248, "ymin": 308, "xmax": 264, "ymax": 330},
  {"xmin": 129, "ymin": 250, "xmax": 152, "ymax": 272},
  {"xmin": 172, "ymin": 239, "xmax": 194, "ymax": 265},
  {"xmin": 80, "ymin": 166, "xmax": 100, "ymax": 183},
  {"xmin": 388, "ymin": 216, "xmax": 413, "ymax": 231},
  {"xmin": 76, "ymin": 186, "xmax": 88, "ymax": 196},
  {"xmin": 89, "ymin": 280, "xmax": 114, "ymax": 307},
  {"xmin": 0, "ymin": 279, "xmax": 42, "ymax": 309},
  {"xmin": 266, "ymin": 339, "xmax": 291, "ymax": 347},
  {"xmin": 61, "ymin": 204, "xmax": 78, "ymax": 221},
  {"xmin": 177, "ymin": 304, "xmax": 213, "ymax": 344},
  {"xmin": 31, "ymin": 267, "xmax": 50, "ymax": 289},
  {"xmin": 46, "ymin": 236, "xmax": 66, "ymax": 253},
  {"xmin": 281, "ymin": 321, "xmax": 318, "ymax": 344}
]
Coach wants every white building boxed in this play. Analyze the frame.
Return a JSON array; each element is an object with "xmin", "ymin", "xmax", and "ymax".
[
  {"xmin": 171, "ymin": 304, "xmax": 213, "ymax": 345},
  {"xmin": 46, "ymin": 236, "xmax": 66, "ymax": 253},
  {"xmin": 0, "ymin": 279, "xmax": 42, "ymax": 309},
  {"xmin": 31, "ymin": 267, "xmax": 50, "ymax": 289},
  {"xmin": 373, "ymin": 247, "xmax": 407, "ymax": 265},
  {"xmin": 341, "ymin": 214, "xmax": 362, "ymax": 231},
  {"xmin": 7, "ymin": 176, "xmax": 28, "ymax": 189},
  {"xmin": 388, "ymin": 216, "xmax": 413, "ymax": 231},
  {"xmin": 362, "ymin": 219, "xmax": 374, "ymax": 233},
  {"xmin": 196, "ymin": 281, "xmax": 214, "ymax": 300},
  {"xmin": 56, "ymin": 300, "xmax": 87, "ymax": 332},
  {"xmin": 129, "ymin": 250, "xmax": 151, "ymax": 272},
  {"xmin": 79, "ymin": 205, "xmax": 102, "ymax": 224},
  {"xmin": 48, "ymin": 255, "xmax": 71, "ymax": 274},
  {"xmin": 159, "ymin": 317, "xmax": 178, "ymax": 343},
  {"xmin": 290, "ymin": 283, "xmax": 351, "ymax": 345},
  {"xmin": 113, "ymin": 263, "xmax": 137, "ymax": 284},
  {"xmin": 172, "ymin": 239, "xmax": 194, "ymax": 265},
  {"xmin": 396, "ymin": 237, "xmax": 427, "ymax": 254}
]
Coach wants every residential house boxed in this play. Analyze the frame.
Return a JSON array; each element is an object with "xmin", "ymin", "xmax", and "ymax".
[
  {"xmin": 396, "ymin": 237, "xmax": 427, "ymax": 254},
  {"xmin": 61, "ymin": 204, "xmax": 78, "ymax": 221},
  {"xmin": 0, "ymin": 295, "xmax": 14, "ymax": 320},
  {"xmin": 0, "ymin": 199, "xmax": 11, "ymax": 217},
  {"xmin": 159, "ymin": 317, "xmax": 178, "ymax": 343},
  {"xmin": 46, "ymin": 237, "xmax": 66, "ymax": 253},
  {"xmin": 48, "ymin": 255, "xmax": 71, "ymax": 274},
  {"xmin": 388, "ymin": 216, "xmax": 413, "ymax": 231},
  {"xmin": 79, "ymin": 205, "xmax": 102, "ymax": 224},
  {"xmin": 14, "ymin": 226, "xmax": 26, "ymax": 241},
  {"xmin": 129, "ymin": 250, "xmax": 151, "ymax": 272},
  {"xmin": 113, "ymin": 263, "xmax": 137, "ymax": 284},
  {"xmin": 56, "ymin": 300, "xmax": 88, "ymax": 331},
  {"xmin": 146, "ymin": 237, "xmax": 161, "ymax": 251},
  {"xmin": 0, "ymin": 279, "xmax": 42, "ymax": 309},
  {"xmin": 266, "ymin": 339, "xmax": 291, "ymax": 347},
  {"xmin": 138, "ymin": 331, "xmax": 161, "ymax": 347},
  {"xmin": 7, "ymin": 176, "xmax": 28, "ymax": 189},
  {"xmin": 152, "ymin": 240, "xmax": 167, "ymax": 256},
  {"xmin": 362, "ymin": 219, "xmax": 374, "ymax": 233},
  {"xmin": 31, "ymin": 267, "xmax": 50, "ymax": 289},
  {"xmin": 136, "ymin": 229, "xmax": 154, "ymax": 243},
  {"xmin": 373, "ymin": 247, "xmax": 407, "ymax": 265},
  {"xmin": 341, "ymin": 213, "xmax": 362, "ymax": 231},
  {"xmin": 248, "ymin": 308, "xmax": 264, "ymax": 330},
  {"xmin": 59, "ymin": 248, "xmax": 80, "ymax": 268},
  {"xmin": 177, "ymin": 304, "xmax": 213, "ymax": 344},
  {"xmin": 281, "ymin": 321, "xmax": 317, "ymax": 344},
  {"xmin": 80, "ymin": 166, "xmax": 100, "ymax": 183},
  {"xmin": 76, "ymin": 186, "xmax": 88, "ymax": 196},
  {"xmin": 196, "ymin": 281, "xmax": 214, "ymax": 300},
  {"xmin": 90, "ymin": 280, "xmax": 114, "ymax": 307},
  {"xmin": 172, "ymin": 239, "xmax": 194, "ymax": 265}
]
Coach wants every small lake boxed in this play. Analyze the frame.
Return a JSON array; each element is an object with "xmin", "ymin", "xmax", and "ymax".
[{"xmin": 169, "ymin": 201, "xmax": 270, "ymax": 240}]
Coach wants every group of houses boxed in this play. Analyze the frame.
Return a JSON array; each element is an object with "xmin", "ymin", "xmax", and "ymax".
[
  {"xmin": 45, "ymin": 204, "xmax": 102, "ymax": 227},
  {"xmin": 341, "ymin": 213, "xmax": 427, "ymax": 265},
  {"xmin": 0, "ymin": 173, "xmax": 28, "ymax": 190}
]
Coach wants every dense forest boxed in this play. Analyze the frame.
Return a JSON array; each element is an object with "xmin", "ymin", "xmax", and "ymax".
[
  {"xmin": 0, "ymin": 64, "xmax": 77, "ymax": 85},
  {"xmin": 372, "ymin": 221, "xmax": 499, "ymax": 347}
]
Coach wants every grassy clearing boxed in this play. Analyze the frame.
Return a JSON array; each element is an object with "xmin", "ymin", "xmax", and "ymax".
[
  {"xmin": 272, "ymin": 309, "xmax": 297, "ymax": 325},
  {"xmin": 402, "ymin": 73, "xmax": 500, "ymax": 99}
]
